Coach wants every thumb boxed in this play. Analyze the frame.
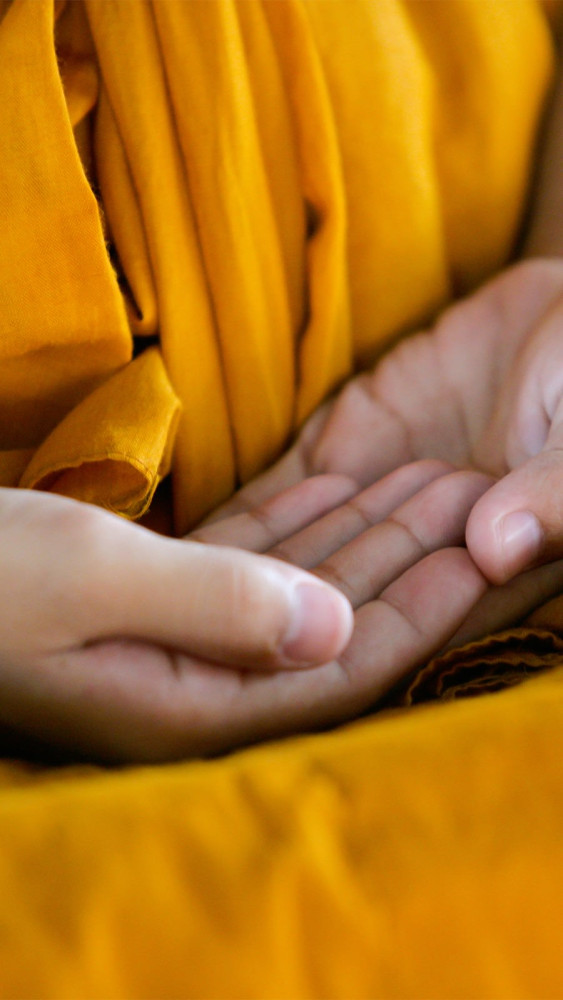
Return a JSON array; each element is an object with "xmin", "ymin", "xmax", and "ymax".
[
  {"xmin": 466, "ymin": 420, "xmax": 563, "ymax": 585},
  {"xmin": 1, "ymin": 491, "xmax": 353, "ymax": 671}
]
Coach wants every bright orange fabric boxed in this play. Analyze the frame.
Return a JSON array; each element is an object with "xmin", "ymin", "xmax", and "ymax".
[
  {"xmin": 1, "ymin": 660, "xmax": 563, "ymax": 999},
  {"xmin": 0, "ymin": 2, "xmax": 562, "ymax": 998},
  {"xmin": 0, "ymin": 0, "xmax": 553, "ymax": 531}
]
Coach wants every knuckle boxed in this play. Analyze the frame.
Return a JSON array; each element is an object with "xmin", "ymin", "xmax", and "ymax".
[
  {"xmin": 41, "ymin": 495, "xmax": 113, "ymax": 556},
  {"xmin": 217, "ymin": 557, "xmax": 287, "ymax": 654},
  {"xmin": 245, "ymin": 505, "xmax": 278, "ymax": 548},
  {"xmin": 266, "ymin": 544, "xmax": 294, "ymax": 564},
  {"xmin": 315, "ymin": 560, "xmax": 356, "ymax": 606},
  {"xmin": 42, "ymin": 503, "xmax": 124, "ymax": 612},
  {"xmin": 385, "ymin": 513, "xmax": 429, "ymax": 559}
]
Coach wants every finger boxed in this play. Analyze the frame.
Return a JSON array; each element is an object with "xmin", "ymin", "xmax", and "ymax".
[
  {"xmin": 309, "ymin": 370, "xmax": 414, "ymax": 484},
  {"xmin": 0, "ymin": 490, "xmax": 353, "ymax": 671},
  {"xmin": 313, "ymin": 470, "xmax": 493, "ymax": 608},
  {"xmin": 267, "ymin": 460, "xmax": 454, "ymax": 569},
  {"xmin": 466, "ymin": 412, "xmax": 563, "ymax": 584},
  {"xmin": 2, "ymin": 535, "xmax": 487, "ymax": 763},
  {"xmin": 339, "ymin": 547, "xmax": 487, "ymax": 698},
  {"xmin": 445, "ymin": 558, "xmax": 563, "ymax": 649},
  {"xmin": 198, "ymin": 401, "xmax": 336, "ymax": 527},
  {"xmin": 199, "ymin": 444, "xmax": 306, "ymax": 527},
  {"xmin": 15, "ymin": 547, "xmax": 485, "ymax": 762},
  {"xmin": 189, "ymin": 474, "xmax": 358, "ymax": 551}
]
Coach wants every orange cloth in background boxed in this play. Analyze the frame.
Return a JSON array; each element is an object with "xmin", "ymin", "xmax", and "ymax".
[
  {"xmin": 2, "ymin": 657, "xmax": 563, "ymax": 999},
  {"xmin": 0, "ymin": 0, "xmax": 553, "ymax": 531},
  {"xmin": 1, "ymin": 2, "xmax": 563, "ymax": 997}
]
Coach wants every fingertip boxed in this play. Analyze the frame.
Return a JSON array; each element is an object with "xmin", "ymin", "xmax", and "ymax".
[
  {"xmin": 467, "ymin": 506, "xmax": 544, "ymax": 584},
  {"xmin": 280, "ymin": 581, "xmax": 354, "ymax": 667},
  {"xmin": 496, "ymin": 510, "xmax": 544, "ymax": 581}
]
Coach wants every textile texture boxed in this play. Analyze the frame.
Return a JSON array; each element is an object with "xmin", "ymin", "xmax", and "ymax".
[{"xmin": 1, "ymin": 1, "xmax": 563, "ymax": 996}]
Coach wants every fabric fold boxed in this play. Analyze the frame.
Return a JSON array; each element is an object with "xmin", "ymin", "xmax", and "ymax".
[
  {"xmin": 404, "ymin": 0, "xmax": 554, "ymax": 293},
  {"xmin": 86, "ymin": 0, "xmax": 239, "ymax": 531},
  {"xmin": 0, "ymin": 3, "xmax": 562, "ymax": 998},
  {"xmin": 0, "ymin": 0, "xmax": 132, "ymax": 451},
  {"xmin": 402, "ymin": 626, "xmax": 563, "ymax": 705},
  {"xmin": 0, "ymin": 450, "xmax": 35, "ymax": 489},
  {"xmin": 264, "ymin": 0, "xmax": 353, "ymax": 425},
  {"xmin": 19, "ymin": 348, "xmax": 181, "ymax": 519},
  {"xmin": 151, "ymin": 1, "xmax": 297, "ymax": 481}
]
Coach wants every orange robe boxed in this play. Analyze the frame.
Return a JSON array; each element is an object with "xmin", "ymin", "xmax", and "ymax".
[
  {"xmin": 0, "ymin": 0, "xmax": 552, "ymax": 531},
  {"xmin": 1, "ymin": 2, "xmax": 563, "ymax": 997}
]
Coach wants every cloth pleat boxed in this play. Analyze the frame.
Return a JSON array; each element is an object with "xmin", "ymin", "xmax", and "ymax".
[{"xmin": 0, "ymin": 3, "xmax": 561, "ymax": 997}]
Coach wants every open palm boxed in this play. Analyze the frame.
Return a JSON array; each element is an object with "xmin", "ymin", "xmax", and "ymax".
[
  {"xmin": 214, "ymin": 259, "xmax": 563, "ymax": 586},
  {"xmin": 0, "ymin": 466, "xmax": 490, "ymax": 762},
  {"xmin": 6, "ymin": 261, "xmax": 563, "ymax": 762}
]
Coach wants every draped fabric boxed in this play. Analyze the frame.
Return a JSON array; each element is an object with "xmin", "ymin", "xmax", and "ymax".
[
  {"xmin": 0, "ymin": 0, "xmax": 552, "ymax": 531},
  {"xmin": 1, "ymin": 661, "xmax": 563, "ymax": 1000},
  {"xmin": 2, "ymin": 2, "xmax": 563, "ymax": 997}
]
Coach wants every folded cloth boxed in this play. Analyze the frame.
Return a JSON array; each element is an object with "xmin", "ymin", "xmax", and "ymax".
[
  {"xmin": 0, "ymin": 4, "xmax": 561, "ymax": 997},
  {"xmin": 1, "ymin": 661, "xmax": 563, "ymax": 999},
  {"xmin": 0, "ymin": 0, "xmax": 553, "ymax": 531}
]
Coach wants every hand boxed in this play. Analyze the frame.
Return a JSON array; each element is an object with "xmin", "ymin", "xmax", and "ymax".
[
  {"xmin": 0, "ymin": 463, "xmax": 502, "ymax": 762},
  {"xmin": 0, "ymin": 483, "xmax": 355, "ymax": 760},
  {"xmin": 209, "ymin": 259, "xmax": 563, "ymax": 590},
  {"xmin": 185, "ymin": 461, "xmax": 493, "ymax": 755}
]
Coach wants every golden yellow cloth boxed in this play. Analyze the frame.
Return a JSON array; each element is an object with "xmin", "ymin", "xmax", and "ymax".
[
  {"xmin": 0, "ymin": 0, "xmax": 553, "ymax": 530},
  {"xmin": 2, "ymin": 658, "xmax": 563, "ymax": 1000},
  {"xmin": 1, "ymin": 1, "xmax": 562, "ymax": 997}
]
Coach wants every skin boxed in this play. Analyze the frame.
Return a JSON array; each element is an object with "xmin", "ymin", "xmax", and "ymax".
[
  {"xmin": 2, "ymin": 25, "xmax": 563, "ymax": 763},
  {"xmin": 213, "ymin": 33, "xmax": 563, "ymax": 593},
  {"xmin": 0, "ymin": 462, "xmax": 492, "ymax": 761},
  {"xmin": 216, "ymin": 257, "xmax": 563, "ymax": 588},
  {"xmin": 3, "ymin": 276, "xmax": 563, "ymax": 764}
]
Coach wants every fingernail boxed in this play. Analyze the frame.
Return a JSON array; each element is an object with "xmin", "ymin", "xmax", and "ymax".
[
  {"xmin": 498, "ymin": 510, "xmax": 543, "ymax": 578},
  {"xmin": 281, "ymin": 582, "xmax": 353, "ymax": 665}
]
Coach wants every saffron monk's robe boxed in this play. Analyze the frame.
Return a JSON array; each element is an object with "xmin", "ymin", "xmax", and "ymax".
[{"xmin": 2, "ymin": 2, "xmax": 563, "ymax": 998}]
